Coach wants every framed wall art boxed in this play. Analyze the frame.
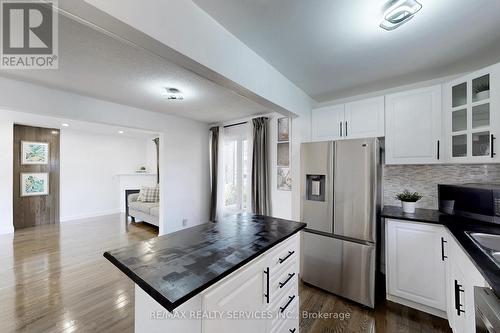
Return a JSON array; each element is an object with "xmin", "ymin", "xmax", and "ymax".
[
  {"xmin": 277, "ymin": 117, "xmax": 290, "ymax": 142},
  {"xmin": 20, "ymin": 173, "xmax": 49, "ymax": 197},
  {"xmin": 21, "ymin": 141, "xmax": 49, "ymax": 165}
]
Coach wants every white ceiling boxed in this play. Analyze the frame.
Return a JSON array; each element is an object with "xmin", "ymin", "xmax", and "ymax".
[
  {"xmin": 194, "ymin": 0, "xmax": 500, "ymax": 102},
  {"xmin": 0, "ymin": 15, "xmax": 271, "ymax": 123}
]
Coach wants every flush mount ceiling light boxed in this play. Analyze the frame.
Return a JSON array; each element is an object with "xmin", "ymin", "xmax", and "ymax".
[
  {"xmin": 161, "ymin": 87, "xmax": 184, "ymax": 100},
  {"xmin": 61, "ymin": 123, "xmax": 69, "ymax": 127},
  {"xmin": 380, "ymin": 0, "xmax": 422, "ymax": 31},
  {"xmin": 118, "ymin": 130, "xmax": 124, "ymax": 134}
]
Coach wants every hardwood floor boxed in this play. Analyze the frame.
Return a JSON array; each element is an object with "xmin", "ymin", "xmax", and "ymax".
[
  {"xmin": 299, "ymin": 282, "xmax": 451, "ymax": 333},
  {"xmin": 0, "ymin": 215, "xmax": 451, "ymax": 333},
  {"xmin": 0, "ymin": 214, "xmax": 158, "ymax": 333}
]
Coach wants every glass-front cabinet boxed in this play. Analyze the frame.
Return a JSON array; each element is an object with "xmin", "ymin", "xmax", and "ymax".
[{"xmin": 445, "ymin": 65, "xmax": 500, "ymax": 163}]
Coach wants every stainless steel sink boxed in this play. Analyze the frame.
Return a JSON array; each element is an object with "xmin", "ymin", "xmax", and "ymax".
[
  {"xmin": 466, "ymin": 232, "xmax": 500, "ymax": 267},
  {"xmin": 468, "ymin": 232, "xmax": 500, "ymax": 252}
]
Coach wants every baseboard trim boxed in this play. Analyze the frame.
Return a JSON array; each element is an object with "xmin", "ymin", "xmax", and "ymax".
[{"xmin": 60, "ymin": 209, "xmax": 121, "ymax": 222}]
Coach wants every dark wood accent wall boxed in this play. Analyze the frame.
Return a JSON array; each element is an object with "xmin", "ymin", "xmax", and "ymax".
[{"xmin": 13, "ymin": 125, "xmax": 60, "ymax": 229}]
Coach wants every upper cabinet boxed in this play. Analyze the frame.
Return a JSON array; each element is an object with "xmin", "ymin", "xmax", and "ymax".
[
  {"xmin": 311, "ymin": 96, "xmax": 384, "ymax": 141},
  {"xmin": 311, "ymin": 104, "xmax": 344, "ymax": 141},
  {"xmin": 344, "ymin": 96, "xmax": 385, "ymax": 139},
  {"xmin": 443, "ymin": 64, "xmax": 500, "ymax": 163},
  {"xmin": 385, "ymin": 85, "xmax": 442, "ymax": 165}
]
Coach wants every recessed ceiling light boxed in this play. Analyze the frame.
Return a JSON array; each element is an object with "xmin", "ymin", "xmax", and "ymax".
[
  {"xmin": 118, "ymin": 130, "xmax": 124, "ymax": 134},
  {"xmin": 61, "ymin": 123, "xmax": 69, "ymax": 127},
  {"xmin": 380, "ymin": 0, "xmax": 422, "ymax": 31},
  {"xmin": 161, "ymin": 87, "xmax": 184, "ymax": 100}
]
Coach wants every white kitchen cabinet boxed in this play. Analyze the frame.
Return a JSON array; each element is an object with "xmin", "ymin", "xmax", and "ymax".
[
  {"xmin": 445, "ymin": 231, "xmax": 486, "ymax": 333},
  {"xmin": 385, "ymin": 85, "xmax": 442, "ymax": 164},
  {"xmin": 386, "ymin": 219, "xmax": 447, "ymax": 317},
  {"xmin": 135, "ymin": 233, "xmax": 301, "ymax": 333},
  {"xmin": 443, "ymin": 64, "xmax": 500, "ymax": 163},
  {"xmin": 202, "ymin": 256, "xmax": 267, "ymax": 333},
  {"xmin": 344, "ymin": 96, "xmax": 385, "ymax": 139},
  {"xmin": 311, "ymin": 104, "xmax": 344, "ymax": 141},
  {"xmin": 311, "ymin": 96, "xmax": 384, "ymax": 142},
  {"xmin": 203, "ymin": 233, "xmax": 300, "ymax": 333}
]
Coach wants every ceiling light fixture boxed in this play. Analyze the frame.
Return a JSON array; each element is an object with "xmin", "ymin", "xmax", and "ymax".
[
  {"xmin": 161, "ymin": 87, "xmax": 184, "ymax": 100},
  {"xmin": 380, "ymin": 0, "xmax": 422, "ymax": 31},
  {"xmin": 61, "ymin": 123, "xmax": 69, "ymax": 127},
  {"xmin": 118, "ymin": 130, "xmax": 124, "ymax": 134}
]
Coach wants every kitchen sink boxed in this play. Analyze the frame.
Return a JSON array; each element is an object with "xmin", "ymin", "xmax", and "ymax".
[
  {"xmin": 466, "ymin": 232, "xmax": 500, "ymax": 267},
  {"xmin": 468, "ymin": 233, "xmax": 500, "ymax": 252}
]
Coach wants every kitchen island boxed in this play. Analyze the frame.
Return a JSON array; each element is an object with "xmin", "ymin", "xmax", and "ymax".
[{"xmin": 104, "ymin": 214, "xmax": 306, "ymax": 333}]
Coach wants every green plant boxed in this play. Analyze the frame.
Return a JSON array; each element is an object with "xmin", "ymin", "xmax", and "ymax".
[
  {"xmin": 474, "ymin": 82, "xmax": 490, "ymax": 94},
  {"xmin": 395, "ymin": 190, "xmax": 422, "ymax": 202}
]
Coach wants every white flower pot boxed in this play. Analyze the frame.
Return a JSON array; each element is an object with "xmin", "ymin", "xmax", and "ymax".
[
  {"xmin": 476, "ymin": 90, "xmax": 490, "ymax": 101},
  {"xmin": 402, "ymin": 201, "xmax": 416, "ymax": 214}
]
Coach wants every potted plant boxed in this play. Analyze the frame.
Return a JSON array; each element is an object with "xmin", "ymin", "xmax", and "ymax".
[
  {"xmin": 475, "ymin": 82, "xmax": 490, "ymax": 100},
  {"xmin": 395, "ymin": 190, "xmax": 423, "ymax": 214}
]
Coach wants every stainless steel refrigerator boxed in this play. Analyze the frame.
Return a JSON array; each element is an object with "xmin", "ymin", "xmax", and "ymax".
[{"xmin": 300, "ymin": 138, "xmax": 380, "ymax": 308}]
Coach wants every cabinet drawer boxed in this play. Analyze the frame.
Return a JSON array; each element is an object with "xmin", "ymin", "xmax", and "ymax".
[
  {"xmin": 269, "ymin": 304, "xmax": 299, "ymax": 333},
  {"xmin": 269, "ymin": 261, "xmax": 298, "ymax": 303},
  {"xmin": 268, "ymin": 234, "xmax": 299, "ymax": 272},
  {"xmin": 269, "ymin": 285, "xmax": 299, "ymax": 331}
]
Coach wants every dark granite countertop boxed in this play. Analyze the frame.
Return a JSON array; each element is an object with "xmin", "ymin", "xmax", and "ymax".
[
  {"xmin": 104, "ymin": 214, "xmax": 306, "ymax": 312},
  {"xmin": 382, "ymin": 205, "xmax": 500, "ymax": 298}
]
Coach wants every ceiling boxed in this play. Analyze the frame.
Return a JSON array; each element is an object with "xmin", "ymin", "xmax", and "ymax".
[
  {"xmin": 0, "ymin": 15, "xmax": 271, "ymax": 123},
  {"xmin": 194, "ymin": 0, "xmax": 500, "ymax": 102}
]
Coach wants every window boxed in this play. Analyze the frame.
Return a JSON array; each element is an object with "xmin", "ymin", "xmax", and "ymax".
[{"xmin": 223, "ymin": 125, "xmax": 250, "ymax": 214}]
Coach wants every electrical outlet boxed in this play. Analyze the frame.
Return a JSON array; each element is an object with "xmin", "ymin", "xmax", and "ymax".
[{"xmin": 182, "ymin": 218, "xmax": 188, "ymax": 226}]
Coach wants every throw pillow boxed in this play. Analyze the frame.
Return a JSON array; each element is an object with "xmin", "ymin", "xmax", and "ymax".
[{"xmin": 137, "ymin": 185, "xmax": 159, "ymax": 203}]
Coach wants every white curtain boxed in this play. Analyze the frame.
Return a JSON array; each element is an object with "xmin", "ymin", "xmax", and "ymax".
[{"xmin": 215, "ymin": 126, "xmax": 225, "ymax": 221}]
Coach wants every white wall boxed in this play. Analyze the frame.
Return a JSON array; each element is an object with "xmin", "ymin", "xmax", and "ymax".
[
  {"xmin": 0, "ymin": 120, "xmax": 14, "ymax": 235},
  {"xmin": 60, "ymin": 129, "xmax": 154, "ymax": 221},
  {"xmin": 0, "ymin": 76, "xmax": 210, "ymax": 235}
]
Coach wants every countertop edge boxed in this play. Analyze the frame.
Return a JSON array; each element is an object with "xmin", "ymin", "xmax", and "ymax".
[{"xmin": 103, "ymin": 224, "xmax": 306, "ymax": 312}]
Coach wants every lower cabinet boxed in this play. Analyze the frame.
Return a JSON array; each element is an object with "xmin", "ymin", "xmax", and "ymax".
[
  {"xmin": 386, "ymin": 219, "xmax": 487, "ymax": 333},
  {"xmin": 202, "ymin": 255, "xmax": 268, "ymax": 332},
  {"xmin": 445, "ymin": 230, "xmax": 486, "ymax": 333},
  {"xmin": 134, "ymin": 233, "xmax": 300, "ymax": 333},
  {"xmin": 202, "ymin": 233, "xmax": 300, "ymax": 333},
  {"xmin": 386, "ymin": 219, "xmax": 447, "ymax": 316}
]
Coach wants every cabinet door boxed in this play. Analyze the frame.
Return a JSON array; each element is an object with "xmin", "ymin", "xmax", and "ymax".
[
  {"xmin": 444, "ymin": 64, "xmax": 500, "ymax": 163},
  {"xmin": 386, "ymin": 220, "xmax": 447, "ymax": 311},
  {"xmin": 385, "ymin": 85, "xmax": 442, "ymax": 164},
  {"xmin": 446, "ymin": 233, "xmax": 486, "ymax": 333},
  {"xmin": 202, "ymin": 257, "xmax": 267, "ymax": 333},
  {"xmin": 344, "ymin": 96, "xmax": 385, "ymax": 139},
  {"xmin": 311, "ymin": 104, "xmax": 344, "ymax": 141}
]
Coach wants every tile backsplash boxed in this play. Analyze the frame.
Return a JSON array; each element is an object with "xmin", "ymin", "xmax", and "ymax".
[{"xmin": 383, "ymin": 164, "xmax": 500, "ymax": 209}]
